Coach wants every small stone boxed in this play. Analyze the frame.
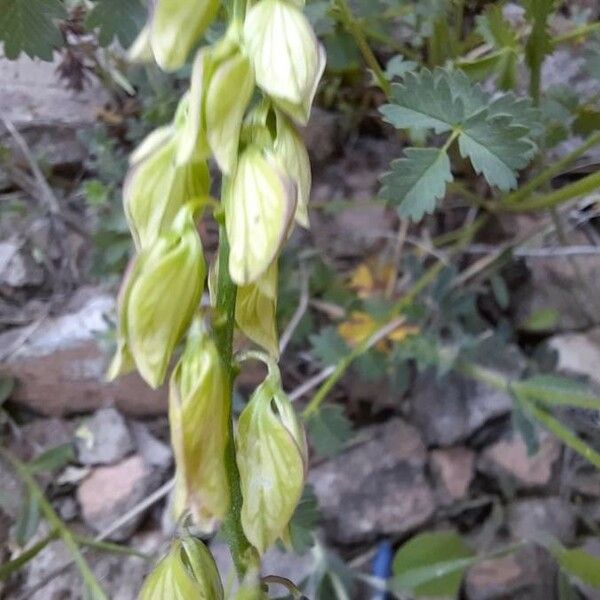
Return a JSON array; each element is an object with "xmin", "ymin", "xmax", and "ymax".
[
  {"xmin": 430, "ymin": 446, "xmax": 475, "ymax": 504},
  {"xmin": 465, "ymin": 546, "xmax": 556, "ymax": 600},
  {"xmin": 56, "ymin": 496, "xmax": 78, "ymax": 522},
  {"xmin": 478, "ymin": 432, "xmax": 562, "ymax": 490},
  {"xmin": 309, "ymin": 419, "xmax": 435, "ymax": 544},
  {"xmin": 0, "ymin": 456, "xmax": 23, "ymax": 520},
  {"xmin": 301, "ymin": 107, "xmax": 340, "ymax": 164},
  {"xmin": 130, "ymin": 421, "xmax": 172, "ymax": 473},
  {"xmin": 0, "ymin": 238, "xmax": 44, "ymax": 288},
  {"xmin": 507, "ymin": 497, "xmax": 576, "ymax": 546},
  {"xmin": 76, "ymin": 455, "xmax": 160, "ymax": 541},
  {"xmin": 548, "ymin": 328, "xmax": 600, "ymax": 388},
  {"xmin": 75, "ymin": 408, "xmax": 134, "ymax": 466}
]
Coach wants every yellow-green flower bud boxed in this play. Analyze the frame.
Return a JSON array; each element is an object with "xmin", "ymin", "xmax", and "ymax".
[
  {"xmin": 111, "ymin": 204, "xmax": 205, "ymax": 389},
  {"xmin": 236, "ymin": 261, "xmax": 279, "ymax": 357},
  {"xmin": 236, "ymin": 364, "xmax": 307, "ymax": 554},
  {"xmin": 140, "ymin": 538, "xmax": 223, "ymax": 600},
  {"xmin": 127, "ymin": 25, "xmax": 153, "ymax": 64},
  {"xmin": 243, "ymin": 0, "xmax": 325, "ymax": 124},
  {"xmin": 177, "ymin": 38, "xmax": 254, "ymax": 175},
  {"xmin": 169, "ymin": 319, "xmax": 229, "ymax": 529},
  {"xmin": 225, "ymin": 146, "xmax": 296, "ymax": 286},
  {"xmin": 150, "ymin": 0, "xmax": 219, "ymax": 71},
  {"xmin": 125, "ymin": 127, "xmax": 210, "ymax": 250}
]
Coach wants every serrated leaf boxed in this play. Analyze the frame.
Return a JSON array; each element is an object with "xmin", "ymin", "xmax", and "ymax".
[
  {"xmin": 459, "ymin": 112, "xmax": 532, "ymax": 190},
  {"xmin": 0, "ymin": 0, "xmax": 66, "ymax": 60},
  {"xmin": 381, "ymin": 147, "xmax": 452, "ymax": 220},
  {"xmin": 306, "ymin": 405, "xmax": 353, "ymax": 459},
  {"xmin": 381, "ymin": 70, "xmax": 464, "ymax": 133},
  {"xmin": 477, "ymin": 5, "xmax": 518, "ymax": 49},
  {"xmin": 85, "ymin": 0, "xmax": 146, "ymax": 48},
  {"xmin": 391, "ymin": 531, "xmax": 475, "ymax": 598},
  {"xmin": 309, "ymin": 328, "xmax": 349, "ymax": 366},
  {"xmin": 288, "ymin": 485, "xmax": 321, "ymax": 554}
]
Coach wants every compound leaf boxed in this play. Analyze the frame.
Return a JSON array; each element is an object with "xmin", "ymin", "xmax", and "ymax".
[
  {"xmin": 0, "ymin": 0, "xmax": 66, "ymax": 60},
  {"xmin": 306, "ymin": 405, "xmax": 353, "ymax": 459},
  {"xmin": 85, "ymin": 0, "xmax": 146, "ymax": 48},
  {"xmin": 381, "ymin": 147, "xmax": 452, "ymax": 220}
]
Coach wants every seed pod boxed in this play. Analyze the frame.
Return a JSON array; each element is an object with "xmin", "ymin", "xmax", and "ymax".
[
  {"xmin": 150, "ymin": 0, "xmax": 219, "ymax": 71},
  {"xmin": 124, "ymin": 133, "xmax": 210, "ymax": 250},
  {"xmin": 236, "ymin": 366, "xmax": 307, "ymax": 554},
  {"xmin": 235, "ymin": 261, "xmax": 279, "ymax": 357},
  {"xmin": 243, "ymin": 0, "xmax": 326, "ymax": 124},
  {"xmin": 110, "ymin": 204, "xmax": 205, "ymax": 388},
  {"xmin": 225, "ymin": 146, "xmax": 296, "ymax": 286},
  {"xmin": 177, "ymin": 38, "xmax": 254, "ymax": 174},
  {"xmin": 139, "ymin": 537, "xmax": 223, "ymax": 600},
  {"xmin": 169, "ymin": 319, "xmax": 229, "ymax": 529}
]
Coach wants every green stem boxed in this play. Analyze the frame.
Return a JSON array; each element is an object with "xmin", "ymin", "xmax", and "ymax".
[
  {"xmin": 498, "ymin": 170, "xmax": 600, "ymax": 213},
  {"xmin": 0, "ymin": 450, "xmax": 107, "ymax": 599},
  {"xmin": 504, "ymin": 130, "xmax": 600, "ymax": 205},
  {"xmin": 554, "ymin": 21, "xmax": 600, "ymax": 44},
  {"xmin": 0, "ymin": 530, "xmax": 58, "ymax": 581},
  {"xmin": 214, "ymin": 220, "xmax": 257, "ymax": 578},
  {"xmin": 335, "ymin": 0, "xmax": 391, "ymax": 96}
]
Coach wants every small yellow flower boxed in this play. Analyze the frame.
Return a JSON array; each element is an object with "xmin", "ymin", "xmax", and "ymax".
[
  {"xmin": 236, "ymin": 364, "xmax": 307, "ymax": 554},
  {"xmin": 139, "ymin": 538, "xmax": 223, "ymax": 600},
  {"xmin": 338, "ymin": 311, "xmax": 419, "ymax": 351},
  {"xmin": 169, "ymin": 319, "xmax": 229, "ymax": 530}
]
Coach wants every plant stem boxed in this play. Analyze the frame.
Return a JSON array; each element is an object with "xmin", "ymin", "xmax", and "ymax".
[
  {"xmin": 0, "ymin": 450, "xmax": 107, "ymax": 599},
  {"xmin": 498, "ymin": 170, "xmax": 600, "ymax": 213},
  {"xmin": 335, "ymin": 0, "xmax": 391, "ymax": 97},
  {"xmin": 504, "ymin": 130, "xmax": 600, "ymax": 205},
  {"xmin": 214, "ymin": 221, "xmax": 257, "ymax": 578},
  {"xmin": 554, "ymin": 21, "xmax": 600, "ymax": 44}
]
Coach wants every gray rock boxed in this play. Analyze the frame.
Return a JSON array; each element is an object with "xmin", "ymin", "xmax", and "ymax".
[
  {"xmin": 76, "ymin": 455, "xmax": 161, "ymax": 541},
  {"xmin": 548, "ymin": 328, "xmax": 600, "ymax": 388},
  {"xmin": 465, "ymin": 545, "xmax": 557, "ymax": 600},
  {"xmin": 0, "ymin": 286, "xmax": 167, "ymax": 416},
  {"xmin": 410, "ymin": 373, "xmax": 514, "ymax": 447},
  {"xmin": 309, "ymin": 418, "xmax": 436, "ymax": 544},
  {"xmin": 301, "ymin": 107, "xmax": 340, "ymax": 165},
  {"xmin": 0, "ymin": 237, "xmax": 44, "ymax": 288},
  {"xmin": 75, "ymin": 408, "xmax": 134, "ymax": 466},
  {"xmin": 478, "ymin": 432, "xmax": 562, "ymax": 491},
  {"xmin": 130, "ymin": 421, "xmax": 172, "ymax": 474},
  {"xmin": 430, "ymin": 446, "xmax": 475, "ymax": 505},
  {"xmin": 507, "ymin": 497, "xmax": 576, "ymax": 546},
  {"xmin": 0, "ymin": 455, "xmax": 24, "ymax": 520}
]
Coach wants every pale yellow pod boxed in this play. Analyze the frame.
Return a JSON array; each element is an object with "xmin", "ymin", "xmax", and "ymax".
[
  {"xmin": 126, "ymin": 205, "xmax": 205, "ymax": 388},
  {"xmin": 125, "ymin": 132, "xmax": 210, "ymax": 250},
  {"xmin": 139, "ymin": 538, "xmax": 223, "ymax": 600},
  {"xmin": 236, "ymin": 261, "xmax": 279, "ymax": 357},
  {"xmin": 225, "ymin": 146, "xmax": 296, "ymax": 285},
  {"xmin": 236, "ymin": 371, "xmax": 307, "ymax": 554},
  {"xmin": 243, "ymin": 0, "xmax": 325, "ymax": 124},
  {"xmin": 169, "ymin": 320, "xmax": 229, "ymax": 530},
  {"xmin": 150, "ymin": 0, "xmax": 219, "ymax": 71},
  {"xmin": 273, "ymin": 110, "xmax": 311, "ymax": 227},
  {"xmin": 206, "ymin": 50, "xmax": 254, "ymax": 174}
]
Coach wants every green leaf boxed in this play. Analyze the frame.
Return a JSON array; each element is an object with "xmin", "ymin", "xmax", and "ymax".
[
  {"xmin": 490, "ymin": 274, "xmax": 509, "ymax": 310},
  {"xmin": 0, "ymin": 0, "xmax": 66, "ymax": 60},
  {"xmin": 0, "ymin": 376, "xmax": 15, "ymax": 407},
  {"xmin": 310, "ymin": 328, "xmax": 349, "ymax": 366},
  {"xmin": 520, "ymin": 307, "xmax": 560, "ymax": 332},
  {"xmin": 558, "ymin": 571, "xmax": 581, "ymax": 600},
  {"xmin": 385, "ymin": 55, "xmax": 418, "ymax": 80},
  {"xmin": 380, "ymin": 147, "xmax": 452, "ymax": 220},
  {"xmin": 458, "ymin": 111, "xmax": 532, "ymax": 190},
  {"xmin": 15, "ymin": 489, "xmax": 40, "ymax": 546},
  {"xmin": 306, "ymin": 405, "xmax": 353, "ymax": 459},
  {"xmin": 85, "ymin": 0, "xmax": 146, "ymax": 47},
  {"xmin": 514, "ymin": 375, "xmax": 600, "ymax": 411},
  {"xmin": 288, "ymin": 485, "xmax": 321, "ymax": 554},
  {"xmin": 27, "ymin": 444, "xmax": 75, "ymax": 474},
  {"xmin": 381, "ymin": 70, "xmax": 463, "ymax": 133},
  {"xmin": 554, "ymin": 545, "xmax": 600, "ymax": 588},
  {"xmin": 477, "ymin": 4, "xmax": 518, "ymax": 49},
  {"xmin": 392, "ymin": 531, "xmax": 475, "ymax": 598}
]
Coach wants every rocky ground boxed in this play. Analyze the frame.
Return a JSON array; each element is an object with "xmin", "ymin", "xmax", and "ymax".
[{"xmin": 2, "ymin": 40, "xmax": 600, "ymax": 600}]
